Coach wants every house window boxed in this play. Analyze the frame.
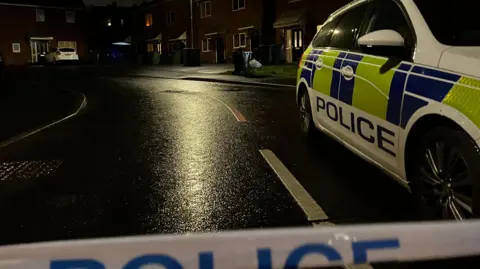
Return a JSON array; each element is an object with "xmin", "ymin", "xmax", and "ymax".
[
  {"xmin": 232, "ymin": 0, "xmax": 245, "ymax": 11},
  {"xmin": 58, "ymin": 41, "xmax": 77, "ymax": 50},
  {"xmin": 293, "ymin": 31, "xmax": 302, "ymax": 48},
  {"xmin": 147, "ymin": 43, "xmax": 154, "ymax": 52},
  {"xmin": 36, "ymin": 9, "xmax": 45, "ymax": 22},
  {"xmin": 200, "ymin": 1, "xmax": 211, "ymax": 18},
  {"xmin": 121, "ymin": 18, "xmax": 124, "ymax": 26},
  {"xmin": 12, "ymin": 43, "xmax": 20, "ymax": 53},
  {"xmin": 156, "ymin": 43, "xmax": 162, "ymax": 53},
  {"xmin": 66, "ymin": 11, "xmax": 75, "ymax": 23},
  {"xmin": 166, "ymin": 11, "xmax": 174, "ymax": 25},
  {"xmin": 233, "ymin": 33, "xmax": 246, "ymax": 48},
  {"xmin": 202, "ymin": 38, "xmax": 212, "ymax": 52},
  {"xmin": 145, "ymin": 13, "xmax": 152, "ymax": 27}
]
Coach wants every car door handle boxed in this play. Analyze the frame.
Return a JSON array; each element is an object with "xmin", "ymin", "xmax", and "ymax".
[
  {"xmin": 315, "ymin": 57, "xmax": 323, "ymax": 69},
  {"xmin": 341, "ymin": 65, "xmax": 354, "ymax": 80}
]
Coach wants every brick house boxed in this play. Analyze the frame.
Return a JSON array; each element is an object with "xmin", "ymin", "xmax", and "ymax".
[
  {"xmin": 194, "ymin": 0, "xmax": 275, "ymax": 64},
  {"xmin": 141, "ymin": 0, "xmax": 191, "ymax": 64},
  {"xmin": 274, "ymin": 0, "xmax": 350, "ymax": 63},
  {"xmin": 0, "ymin": 0, "xmax": 86, "ymax": 65}
]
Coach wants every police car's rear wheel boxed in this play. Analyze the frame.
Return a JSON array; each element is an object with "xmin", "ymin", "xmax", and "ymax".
[
  {"xmin": 410, "ymin": 127, "xmax": 479, "ymax": 220},
  {"xmin": 299, "ymin": 89, "xmax": 315, "ymax": 136}
]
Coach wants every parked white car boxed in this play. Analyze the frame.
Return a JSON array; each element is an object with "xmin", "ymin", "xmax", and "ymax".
[{"xmin": 44, "ymin": 47, "xmax": 79, "ymax": 64}]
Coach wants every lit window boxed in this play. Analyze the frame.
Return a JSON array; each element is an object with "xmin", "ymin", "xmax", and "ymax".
[
  {"xmin": 147, "ymin": 43, "xmax": 154, "ymax": 52},
  {"xmin": 58, "ymin": 41, "xmax": 77, "ymax": 50},
  {"xmin": 121, "ymin": 19, "xmax": 124, "ymax": 26},
  {"xmin": 156, "ymin": 43, "xmax": 162, "ymax": 53},
  {"xmin": 36, "ymin": 9, "xmax": 45, "ymax": 22},
  {"xmin": 145, "ymin": 13, "xmax": 153, "ymax": 27},
  {"xmin": 232, "ymin": 0, "xmax": 245, "ymax": 11},
  {"xmin": 202, "ymin": 38, "xmax": 212, "ymax": 52},
  {"xmin": 166, "ymin": 11, "xmax": 174, "ymax": 25},
  {"xmin": 201, "ymin": 1, "xmax": 211, "ymax": 18},
  {"xmin": 66, "ymin": 11, "xmax": 75, "ymax": 23},
  {"xmin": 12, "ymin": 43, "xmax": 20, "ymax": 53},
  {"xmin": 233, "ymin": 33, "xmax": 246, "ymax": 48}
]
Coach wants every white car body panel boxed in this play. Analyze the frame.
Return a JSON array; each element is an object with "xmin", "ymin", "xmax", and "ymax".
[
  {"xmin": 399, "ymin": 0, "xmax": 451, "ymax": 66},
  {"xmin": 439, "ymin": 47, "xmax": 480, "ymax": 77}
]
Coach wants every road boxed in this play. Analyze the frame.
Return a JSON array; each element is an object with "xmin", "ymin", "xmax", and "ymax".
[{"xmin": 0, "ymin": 66, "xmax": 415, "ymax": 247}]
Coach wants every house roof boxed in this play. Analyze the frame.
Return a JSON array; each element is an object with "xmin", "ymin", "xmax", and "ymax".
[{"xmin": 0, "ymin": 0, "xmax": 85, "ymax": 9}]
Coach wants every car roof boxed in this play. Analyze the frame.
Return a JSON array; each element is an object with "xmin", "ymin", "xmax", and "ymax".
[
  {"xmin": 329, "ymin": 0, "xmax": 411, "ymax": 20},
  {"xmin": 328, "ymin": 0, "xmax": 369, "ymax": 20}
]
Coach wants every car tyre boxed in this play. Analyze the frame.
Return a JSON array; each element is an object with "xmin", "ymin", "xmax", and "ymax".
[
  {"xmin": 408, "ymin": 126, "xmax": 480, "ymax": 221},
  {"xmin": 298, "ymin": 88, "xmax": 317, "ymax": 138}
]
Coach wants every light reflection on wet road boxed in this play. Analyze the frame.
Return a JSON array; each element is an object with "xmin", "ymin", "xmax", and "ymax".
[{"xmin": 0, "ymin": 69, "xmax": 415, "ymax": 247}]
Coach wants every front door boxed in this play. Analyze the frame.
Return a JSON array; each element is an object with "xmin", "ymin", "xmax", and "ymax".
[
  {"xmin": 215, "ymin": 37, "xmax": 225, "ymax": 63},
  {"xmin": 30, "ymin": 40, "xmax": 50, "ymax": 63},
  {"xmin": 292, "ymin": 29, "xmax": 303, "ymax": 62},
  {"xmin": 285, "ymin": 29, "xmax": 292, "ymax": 63}
]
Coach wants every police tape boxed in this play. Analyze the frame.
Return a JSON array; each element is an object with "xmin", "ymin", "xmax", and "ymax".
[{"xmin": 1, "ymin": 220, "xmax": 480, "ymax": 269}]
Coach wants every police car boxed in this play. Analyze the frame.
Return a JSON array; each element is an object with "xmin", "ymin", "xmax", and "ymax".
[{"xmin": 297, "ymin": 0, "xmax": 479, "ymax": 221}]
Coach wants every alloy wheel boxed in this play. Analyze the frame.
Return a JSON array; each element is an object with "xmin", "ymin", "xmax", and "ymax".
[
  {"xmin": 299, "ymin": 92, "xmax": 311, "ymax": 133},
  {"xmin": 419, "ymin": 141, "xmax": 473, "ymax": 220}
]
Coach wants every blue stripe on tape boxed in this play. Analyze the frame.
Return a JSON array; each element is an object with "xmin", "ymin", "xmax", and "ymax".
[
  {"xmin": 387, "ymin": 71, "xmax": 408, "ymax": 125},
  {"xmin": 401, "ymin": 94, "xmax": 428, "ymax": 128}
]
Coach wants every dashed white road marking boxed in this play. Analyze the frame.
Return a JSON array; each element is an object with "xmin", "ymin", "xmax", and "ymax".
[
  {"xmin": 259, "ymin": 149, "xmax": 327, "ymax": 221},
  {"xmin": 261, "ymin": 149, "xmax": 374, "ymax": 269}
]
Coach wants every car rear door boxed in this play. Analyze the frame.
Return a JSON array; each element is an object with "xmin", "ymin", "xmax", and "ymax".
[
  {"xmin": 307, "ymin": 16, "xmax": 341, "ymax": 133},
  {"xmin": 335, "ymin": 0, "xmax": 416, "ymax": 173},
  {"xmin": 309, "ymin": 3, "xmax": 370, "ymax": 142}
]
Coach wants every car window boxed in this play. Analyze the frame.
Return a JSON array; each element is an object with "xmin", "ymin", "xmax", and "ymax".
[
  {"xmin": 59, "ymin": 48, "xmax": 75, "ymax": 52},
  {"xmin": 361, "ymin": 0, "xmax": 414, "ymax": 50},
  {"xmin": 328, "ymin": 3, "xmax": 368, "ymax": 50},
  {"xmin": 311, "ymin": 17, "xmax": 340, "ymax": 48}
]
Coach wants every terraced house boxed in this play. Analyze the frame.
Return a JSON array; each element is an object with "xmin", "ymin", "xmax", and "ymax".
[
  {"xmin": 274, "ymin": 0, "xmax": 350, "ymax": 63},
  {"xmin": 194, "ymin": 0, "xmax": 275, "ymax": 64},
  {"xmin": 141, "ymin": 0, "xmax": 191, "ymax": 64},
  {"xmin": 139, "ymin": 0, "xmax": 351, "ymax": 64},
  {"xmin": 0, "ymin": 0, "xmax": 86, "ymax": 65}
]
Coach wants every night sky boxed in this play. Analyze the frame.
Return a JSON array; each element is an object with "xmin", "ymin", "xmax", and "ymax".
[{"xmin": 83, "ymin": 0, "xmax": 148, "ymax": 7}]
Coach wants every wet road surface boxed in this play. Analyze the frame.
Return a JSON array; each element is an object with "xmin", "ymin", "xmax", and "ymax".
[{"xmin": 0, "ymin": 67, "xmax": 416, "ymax": 247}]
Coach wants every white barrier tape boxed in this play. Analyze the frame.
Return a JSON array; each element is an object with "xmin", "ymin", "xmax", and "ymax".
[{"xmin": 0, "ymin": 220, "xmax": 479, "ymax": 269}]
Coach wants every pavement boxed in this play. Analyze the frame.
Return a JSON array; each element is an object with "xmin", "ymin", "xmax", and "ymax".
[
  {"xmin": 116, "ymin": 64, "xmax": 297, "ymax": 87},
  {"xmin": 0, "ymin": 65, "xmax": 473, "ymax": 268}
]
